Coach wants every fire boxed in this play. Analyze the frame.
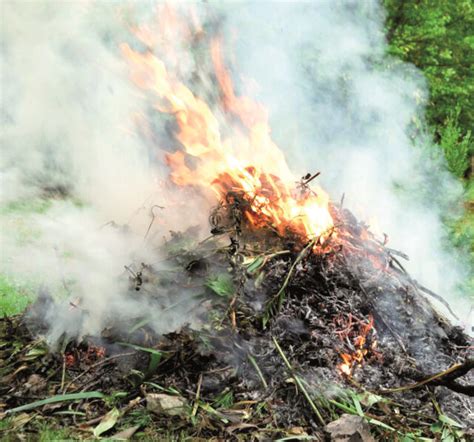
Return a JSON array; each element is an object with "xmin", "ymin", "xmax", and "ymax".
[
  {"xmin": 335, "ymin": 314, "xmax": 378, "ymax": 377},
  {"xmin": 121, "ymin": 8, "xmax": 333, "ymax": 242},
  {"xmin": 64, "ymin": 344, "xmax": 106, "ymax": 368}
]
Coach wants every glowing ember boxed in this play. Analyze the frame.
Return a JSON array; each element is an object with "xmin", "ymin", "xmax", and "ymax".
[
  {"xmin": 335, "ymin": 314, "xmax": 378, "ymax": 377},
  {"xmin": 64, "ymin": 345, "xmax": 106, "ymax": 368},
  {"xmin": 121, "ymin": 8, "xmax": 333, "ymax": 243}
]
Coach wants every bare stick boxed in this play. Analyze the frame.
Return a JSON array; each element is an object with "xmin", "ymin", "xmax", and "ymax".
[
  {"xmin": 302, "ymin": 172, "xmax": 321, "ymax": 185},
  {"xmin": 144, "ymin": 205, "xmax": 164, "ymax": 239},
  {"xmin": 414, "ymin": 282, "xmax": 459, "ymax": 320},
  {"xmin": 380, "ymin": 359, "xmax": 474, "ymax": 395},
  {"xmin": 192, "ymin": 374, "xmax": 203, "ymax": 417}
]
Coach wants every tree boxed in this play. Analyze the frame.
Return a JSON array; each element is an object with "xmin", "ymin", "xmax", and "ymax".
[{"xmin": 384, "ymin": 0, "xmax": 474, "ymax": 178}]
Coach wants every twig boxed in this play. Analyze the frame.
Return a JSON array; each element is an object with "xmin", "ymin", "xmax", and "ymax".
[
  {"xmin": 60, "ymin": 353, "xmax": 67, "ymax": 393},
  {"xmin": 124, "ymin": 265, "xmax": 137, "ymax": 278},
  {"xmin": 302, "ymin": 172, "xmax": 321, "ymax": 185},
  {"xmin": 385, "ymin": 247, "xmax": 410, "ymax": 261},
  {"xmin": 192, "ymin": 374, "xmax": 202, "ymax": 417},
  {"xmin": 272, "ymin": 337, "xmax": 325, "ymax": 426},
  {"xmin": 389, "ymin": 255, "xmax": 408, "ymax": 274},
  {"xmin": 379, "ymin": 359, "xmax": 474, "ymax": 395},
  {"xmin": 64, "ymin": 352, "xmax": 135, "ymax": 393},
  {"xmin": 340, "ymin": 192, "xmax": 345, "ymax": 208},
  {"xmin": 144, "ymin": 205, "xmax": 164, "ymax": 239},
  {"xmin": 414, "ymin": 282, "xmax": 459, "ymax": 320},
  {"xmin": 268, "ymin": 239, "xmax": 316, "ymax": 315}
]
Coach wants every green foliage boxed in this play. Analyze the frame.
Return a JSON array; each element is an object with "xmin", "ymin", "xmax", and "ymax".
[
  {"xmin": 430, "ymin": 413, "xmax": 466, "ymax": 441},
  {"xmin": 384, "ymin": 0, "xmax": 474, "ymax": 176},
  {"xmin": 0, "ymin": 198, "xmax": 52, "ymax": 216},
  {"xmin": 444, "ymin": 178, "xmax": 474, "ymax": 299},
  {"xmin": 6, "ymin": 392, "xmax": 105, "ymax": 414},
  {"xmin": 385, "ymin": 0, "xmax": 474, "ymax": 297},
  {"xmin": 245, "ymin": 256, "xmax": 265, "ymax": 274},
  {"xmin": 212, "ymin": 389, "xmax": 234, "ymax": 409},
  {"xmin": 93, "ymin": 407, "xmax": 120, "ymax": 438},
  {"xmin": 37, "ymin": 425, "xmax": 73, "ymax": 442},
  {"xmin": 0, "ymin": 276, "xmax": 33, "ymax": 316},
  {"xmin": 439, "ymin": 108, "xmax": 472, "ymax": 177},
  {"xmin": 205, "ymin": 273, "xmax": 234, "ymax": 297}
]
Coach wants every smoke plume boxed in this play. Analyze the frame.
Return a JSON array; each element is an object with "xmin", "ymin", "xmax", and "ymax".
[{"xmin": 0, "ymin": 0, "xmax": 471, "ymax": 342}]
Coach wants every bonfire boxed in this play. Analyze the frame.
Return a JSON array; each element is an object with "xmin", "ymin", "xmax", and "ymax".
[{"xmin": 1, "ymin": 5, "xmax": 472, "ymax": 440}]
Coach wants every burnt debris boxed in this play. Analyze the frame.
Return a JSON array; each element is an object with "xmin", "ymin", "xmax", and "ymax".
[{"xmin": 1, "ymin": 196, "xmax": 472, "ymax": 439}]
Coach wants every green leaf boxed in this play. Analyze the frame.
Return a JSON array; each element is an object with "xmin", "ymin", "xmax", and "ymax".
[
  {"xmin": 357, "ymin": 392, "xmax": 385, "ymax": 407},
  {"xmin": 439, "ymin": 414, "xmax": 464, "ymax": 428},
  {"xmin": 145, "ymin": 352, "xmax": 162, "ymax": 377},
  {"xmin": 213, "ymin": 390, "xmax": 234, "ymax": 409},
  {"xmin": 93, "ymin": 407, "xmax": 120, "ymax": 437},
  {"xmin": 352, "ymin": 396, "xmax": 364, "ymax": 417},
  {"xmin": 24, "ymin": 347, "xmax": 48, "ymax": 360},
  {"xmin": 246, "ymin": 256, "xmax": 265, "ymax": 274},
  {"xmin": 53, "ymin": 411, "xmax": 87, "ymax": 416},
  {"xmin": 6, "ymin": 392, "xmax": 105, "ymax": 414},
  {"xmin": 205, "ymin": 273, "xmax": 234, "ymax": 297},
  {"xmin": 117, "ymin": 342, "xmax": 163, "ymax": 356},
  {"xmin": 128, "ymin": 318, "xmax": 150, "ymax": 334},
  {"xmin": 367, "ymin": 418, "xmax": 396, "ymax": 432},
  {"xmin": 441, "ymin": 427, "xmax": 455, "ymax": 442},
  {"xmin": 144, "ymin": 382, "xmax": 180, "ymax": 395},
  {"xmin": 199, "ymin": 402, "xmax": 229, "ymax": 424},
  {"xmin": 328, "ymin": 399, "xmax": 356, "ymax": 414}
]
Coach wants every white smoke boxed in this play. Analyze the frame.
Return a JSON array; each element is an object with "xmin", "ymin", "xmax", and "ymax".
[
  {"xmin": 214, "ymin": 0, "xmax": 472, "ymax": 327},
  {"xmin": 0, "ymin": 0, "xmax": 471, "ymax": 340},
  {"xmin": 0, "ymin": 1, "xmax": 209, "ymax": 342}
]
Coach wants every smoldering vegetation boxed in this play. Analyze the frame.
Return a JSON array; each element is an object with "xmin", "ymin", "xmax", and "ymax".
[
  {"xmin": 0, "ymin": 1, "xmax": 473, "ymax": 438},
  {"xmin": 0, "ymin": 1, "xmax": 471, "ymax": 343},
  {"xmin": 2, "ymin": 189, "xmax": 472, "ymax": 437},
  {"xmin": 213, "ymin": 1, "xmax": 471, "ymax": 324}
]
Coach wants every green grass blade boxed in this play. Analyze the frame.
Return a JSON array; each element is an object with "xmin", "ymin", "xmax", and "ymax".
[
  {"xmin": 117, "ymin": 342, "xmax": 163, "ymax": 356},
  {"xmin": 6, "ymin": 392, "xmax": 105, "ymax": 414}
]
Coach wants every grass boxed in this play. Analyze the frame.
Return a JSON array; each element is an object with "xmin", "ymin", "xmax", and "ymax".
[
  {"xmin": 0, "ymin": 198, "xmax": 53, "ymax": 216},
  {"xmin": 0, "ymin": 196, "xmax": 85, "ymax": 316},
  {"xmin": 0, "ymin": 275, "xmax": 34, "ymax": 316},
  {"xmin": 0, "ymin": 198, "xmax": 52, "ymax": 316}
]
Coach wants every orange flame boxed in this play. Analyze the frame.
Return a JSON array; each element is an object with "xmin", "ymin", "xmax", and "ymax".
[{"xmin": 121, "ymin": 8, "xmax": 333, "ymax": 242}]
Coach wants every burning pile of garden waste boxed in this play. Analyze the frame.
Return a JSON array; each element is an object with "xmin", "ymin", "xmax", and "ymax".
[
  {"xmin": 1, "ymin": 4, "xmax": 472, "ymax": 441},
  {"xmin": 2, "ymin": 191, "xmax": 472, "ymax": 439}
]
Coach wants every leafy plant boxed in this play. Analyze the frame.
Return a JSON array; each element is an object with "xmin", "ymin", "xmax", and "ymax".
[
  {"xmin": 212, "ymin": 389, "xmax": 234, "ymax": 409},
  {"xmin": 93, "ymin": 407, "xmax": 121, "ymax": 438},
  {"xmin": 439, "ymin": 108, "xmax": 472, "ymax": 177},
  {"xmin": 205, "ymin": 273, "xmax": 235, "ymax": 297},
  {"xmin": 384, "ymin": 0, "xmax": 474, "ymax": 143},
  {"xmin": 430, "ymin": 414, "xmax": 466, "ymax": 441}
]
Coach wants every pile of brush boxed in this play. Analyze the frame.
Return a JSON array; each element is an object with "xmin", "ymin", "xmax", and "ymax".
[{"xmin": 1, "ymin": 196, "xmax": 472, "ymax": 440}]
